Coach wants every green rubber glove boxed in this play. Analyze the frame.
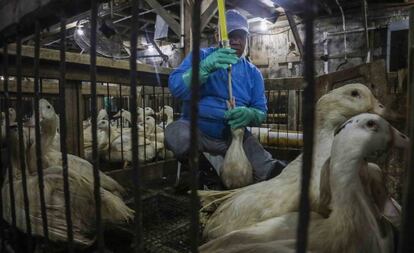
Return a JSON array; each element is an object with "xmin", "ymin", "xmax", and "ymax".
[
  {"xmin": 182, "ymin": 48, "xmax": 238, "ymax": 86},
  {"xmin": 224, "ymin": 107, "xmax": 266, "ymax": 130}
]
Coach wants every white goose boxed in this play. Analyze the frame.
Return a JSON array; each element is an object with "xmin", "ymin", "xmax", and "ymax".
[
  {"xmin": 26, "ymin": 100, "xmax": 126, "ymax": 197},
  {"xmin": 144, "ymin": 106, "xmax": 155, "ymax": 117},
  {"xmin": 8, "ymin": 107, "xmax": 16, "ymax": 124},
  {"xmin": 220, "ymin": 128, "xmax": 253, "ymax": 189},
  {"xmin": 0, "ymin": 112, "xmax": 5, "ymax": 143},
  {"xmin": 157, "ymin": 105, "xmax": 174, "ymax": 128},
  {"xmin": 98, "ymin": 119, "xmax": 162, "ymax": 163},
  {"xmin": 200, "ymin": 113, "xmax": 409, "ymax": 253},
  {"xmin": 84, "ymin": 109, "xmax": 110, "ymax": 157},
  {"xmin": 202, "ymin": 83, "xmax": 388, "ymax": 240},
  {"xmin": 2, "ymin": 118, "xmax": 134, "ymax": 246}
]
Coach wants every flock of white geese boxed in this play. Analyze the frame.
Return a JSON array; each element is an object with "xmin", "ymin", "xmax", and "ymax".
[
  {"xmin": 198, "ymin": 83, "xmax": 409, "ymax": 253},
  {"xmin": 1, "ymin": 99, "xmax": 134, "ymax": 246},
  {"xmin": 0, "ymin": 83, "xmax": 410, "ymax": 252},
  {"xmin": 57, "ymin": 104, "xmax": 174, "ymax": 164}
]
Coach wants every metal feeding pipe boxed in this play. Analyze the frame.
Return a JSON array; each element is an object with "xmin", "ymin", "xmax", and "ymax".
[
  {"xmin": 335, "ymin": 0, "xmax": 348, "ymax": 71},
  {"xmin": 362, "ymin": 0, "xmax": 371, "ymax": 63}
]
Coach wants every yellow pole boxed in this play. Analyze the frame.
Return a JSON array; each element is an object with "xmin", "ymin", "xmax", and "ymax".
[
  {"xmin": 217, "ymin": 0, "xmax": 228, "ymax": 43},
  {"xmin": 217, "ymin": 0, "xmax": 234, "ymax": 108}
]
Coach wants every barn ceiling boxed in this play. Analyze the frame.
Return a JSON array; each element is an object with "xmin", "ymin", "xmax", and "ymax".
[{"xmin": 5, "ymin": 0, "xmax": 410, "ymax": 54}]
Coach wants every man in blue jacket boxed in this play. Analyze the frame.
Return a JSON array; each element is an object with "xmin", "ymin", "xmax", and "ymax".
[{"xmin": 165, "ymin": 10, "xmax": 285, "ymax": 183}]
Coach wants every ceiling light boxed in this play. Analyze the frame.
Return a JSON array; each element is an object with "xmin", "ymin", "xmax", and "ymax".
[{"xmin": 76, "ymin": 28, "xmax": 84, "ymax": 36}]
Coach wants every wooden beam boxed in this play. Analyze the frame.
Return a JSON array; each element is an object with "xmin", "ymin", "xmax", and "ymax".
[
  {"xmin": 286, "ymin": 12, "xmax": 304, "ymax": 58},
  {"xmin": 200, "ymin": 0, "xmax": 217, "ymax": 32},
  {"xmin": 64, "ymin": 80, "xmax": 84, "ymax": 157},
  {"xmin": 184, "ymin": 0, "xmax": 193, "ymax": 55},
  {"xmin": 265, "ymin": 77, "xmax": 305, "ymax": 90},
  {"xmin": 143, "ymin": 0, "xmax": 181, "ymax": 36},
  {"xmin": 0, "ymin": 80, "xmax": 145, "ymax": 96},
  {"xmin": 5, "ymin": 44, "xmax": 171, "ymax": 75},
  {"xmin": 106, "ymin": 159, "xmax": 178, "ymax": 189},
  {"xmin": 0, "ymin": 45, "xmax": 171, "ymax": 86}
]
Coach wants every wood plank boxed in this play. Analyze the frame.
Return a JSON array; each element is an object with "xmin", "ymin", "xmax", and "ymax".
[
  {"xmin": 315, "ymin": 59, "xmax": 388, "ymax": 100},
  {"xmin": 144, "ymin": 0, "xmax": 181, "ymax": 36},
  {"xmin": 4, "ymin": 44, "xmax": 172, "ymax": 75},
  {"xmin": 184, "ymin": 0, "xmax": 193, "ymax": 55},
  {"xmin": 265, "ymin": 77, "xmax": 305, "ymax": 90},
  {"xmin": 106, "ymin": 159, "xmax": 178, "ymax": 189},
  {"xmin": 200, "ymin": 0, "xmax": 218, "ymax": 32},
  {"xmin": 288, "ymin": 90, "xmax": 299, "ymax": 131},
  {"xmin": 0, "ymin": 80, "xmax": 143, "ymax": 96},
  {"xmin": 286, "ymin": 12, "xmax": 303, "ymax": 57},
  {"xmin": 64, "ymin": 80, "xmax": 84, "ymax": 157},
  {"xmin": 2, "ymin": 61, "xmax": 168, "ymax": 86}
]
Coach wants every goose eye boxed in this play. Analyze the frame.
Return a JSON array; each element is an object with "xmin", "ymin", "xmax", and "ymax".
[
  {"xmin": 351, "ymin": 90, "xmax": 359, "ymax": 97},
  {"xmin": 47, "ymin": 105, "xmax": 51, "ymax": 109},
  {"xmin": 366, "ymin": 120, "xmax": 376, "ymax": 128}
]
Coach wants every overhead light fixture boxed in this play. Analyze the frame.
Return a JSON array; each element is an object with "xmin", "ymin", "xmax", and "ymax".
[{"xmin": 76, "ymin": 28, "xmax": 84, "ymax": 36}]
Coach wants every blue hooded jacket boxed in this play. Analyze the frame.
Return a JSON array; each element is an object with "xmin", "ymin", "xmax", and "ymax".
[{"xmin": 168, "ymin": 47, "xmax": 267, "ymax": 140}]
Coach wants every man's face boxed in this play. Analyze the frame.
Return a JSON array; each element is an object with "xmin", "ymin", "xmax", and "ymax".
[{"xmin": 229, "ymin": 30, "xmax": 248, "ymax": 58}]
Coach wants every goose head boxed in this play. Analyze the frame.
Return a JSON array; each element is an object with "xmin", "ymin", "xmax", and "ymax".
[
  {"xmin": 161, "ymin": 105, "xmax": 174, "ymax": 119},
  {"xmin": 97, "ymin": 119, "xmax": 110, "ymax": 131},
  {"xmin": 144, "ymin": 107, "xmax": 155, "ymax": 116},
  {"xmin": 97, "ymin": 109, "xmax": 109, "ymax": 121},
  {"xmin": 8, "ymin": 108, "xmax": 16, "ymax": 123},
  {"xmin": 37, "ymin": 99, "xmax": 59, "ymax": 146},
  {"xmin": 113, "ymin": 109, "xmax": 127, "ymax": 118},
  {"xmin": 39, "ymin": 99, "xmax": 57, "ymax": 122},
  {"xmin": 332, "ymin": 113, "xmax": 409, "ymax": 162},
  {"xmin": 231, "ymin": 128, "xmax": 244, "ymax": 141},
  {"xmin": 316, "ymin": 83, "xmax": 385, "ymax": 131},
  {"xmin": 144, "ymin": 116, "xmax": 156, "ymax": 134}
]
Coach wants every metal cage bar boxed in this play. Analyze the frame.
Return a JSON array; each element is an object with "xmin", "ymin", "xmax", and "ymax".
[
  {"xmin": 0, "ymin": 39, "xmax": 10, "ymax": 253},
  {"xmin": 3, "ymin": 41, "xmax": 18, "ymax": 252},
  {"xmin": 33, "ymin": 19, "xmax": 50, "ymax": 248},
  {"xmin": 106, "ymin": 83, "xmax": 112, "ymax": 161},
  {"xmin": 15, "ymin": 30, "xmax": 34, "ymax": 253},
  {"xmin": 58, "ymin": 15, "xmax": 75, "ymax": 253},
  {"xmin": 296, "ymin": 2, "xmax": 317, "ymax": 253},
  {"xmin": 189, "ymin": 1, "xmax": 201, "ymax": 251},
  {"xmin": 129, "ymin": 0, "xmax": 143, "ymax": 251},
  {"xmin": 399, "ymin": 6, "xmax": 414, "ymax": 253},
  {"xmin": 90, "ymin": 0, "xmax": 104, "ymax": 252},
  {"xmin": 119, "ymin": 83, "xmax": 125, "ymax": 161}
]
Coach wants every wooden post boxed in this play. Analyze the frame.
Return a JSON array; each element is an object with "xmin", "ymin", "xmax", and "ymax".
[
  {"xmin": 184, "ymin": 0, "xmax": 193, "ymax": 55},
  {"xmin": 65, "ymin": 80, "xmax": 84, "ymax": 157},
  {"xmin": 288, "ymin": 90, "xmax": 299, "ymax": 131}
]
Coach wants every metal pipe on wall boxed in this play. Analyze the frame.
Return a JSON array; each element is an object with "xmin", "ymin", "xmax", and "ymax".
[{"xmin": 362, "ymin": 0, "xmax": 371, "ymax": 63}]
